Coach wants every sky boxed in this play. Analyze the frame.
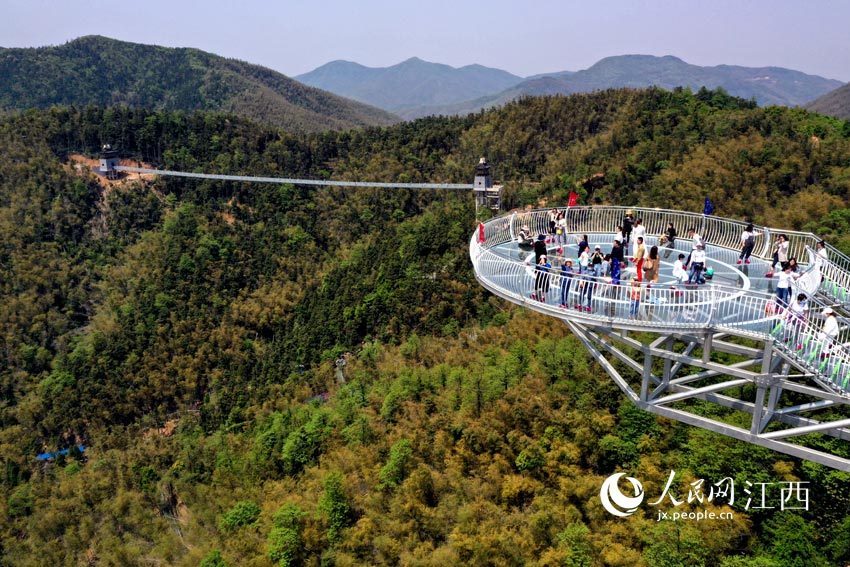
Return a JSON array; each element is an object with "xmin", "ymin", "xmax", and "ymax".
[{"xmin": 2, "ymin": 0, "xmax": 849, "ymax": 82}]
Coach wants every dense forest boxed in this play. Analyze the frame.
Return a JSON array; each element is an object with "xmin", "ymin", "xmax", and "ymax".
[
  {"xmin": 0, "ymin": 36, "xmax": 398, "ymax": 133},
  {"xmin": 2, "ymin": 88, "xmax": 850, "ymax": 565}
]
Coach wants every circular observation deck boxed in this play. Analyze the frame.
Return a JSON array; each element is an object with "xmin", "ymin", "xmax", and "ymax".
[{"xmin": 470, "ymin": 207, "xmax": 849, "ymax": 396}]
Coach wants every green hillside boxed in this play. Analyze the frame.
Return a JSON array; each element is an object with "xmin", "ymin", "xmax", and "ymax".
[
  {"xmin": 2, "ymin": 89, "xmax": 850, "ymax": 565},
  {"xmin": 806, "ymin": 82, "xmax": 850, "ymax": 120},
  {"xmin": 0, "ymin": 36, "xmax": 398, "ymax": 133}
]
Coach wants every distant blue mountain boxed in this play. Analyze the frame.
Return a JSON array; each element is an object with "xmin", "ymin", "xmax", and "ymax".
[
  {"xmin": 296, "ymin": 57, "xmax": 524, "ymax": 112},
  {"xmin": 408, "ymin": 55, "xmax": 844, "ymax": 118},
  {"xmin": 299, "ymin": 54, "xmax": 844, "ymax": 120}
]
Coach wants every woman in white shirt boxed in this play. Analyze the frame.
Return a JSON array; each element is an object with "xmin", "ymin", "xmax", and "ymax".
[
  {"xmin": 738, "ymin": 223, "xmax": 759, "ymax": 265},
  {"xmin": 556, "ymin": 213, "xmax": 567, "ymax": 245},
  {"xmin": 687, "ymin": 245, "xmax": 707, "ymax": 284},
  {"xmin": 785, "ymin": 293, "xmax": 808, "ymax": 347},
  {"xmin": 775, "ymin": 262, "xmax": 793, "ymax": 307},
  {"xmin": 672, "ymin": 253, "xmax": 689, "ymax": 285},
  {"xmin": 632, "ymin": 219, "xmax": 646, "ymax": 258},
  {"xmin": 578, "ymin": 248, "xmax": 590, "ymax": 274},
  {"xmin": 820, "ymin": 307, "xmax": 840, "ymax": 355},
  {"xmin": 767, "ymin": 234, "xmax": 789, "ymax": 277}
]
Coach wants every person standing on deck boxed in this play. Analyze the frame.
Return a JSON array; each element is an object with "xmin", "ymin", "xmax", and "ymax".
[
  {"xmin": 688, "ymin": 244, "xmax": 707, "ymax": 284},
  {"xmin": 738, "ymin": 223, "xmax": 759, "ymax": 264},
  {"xmin": 786, "ymin": 293, "xmax": 808, "ymax": 348},
  {"xmin": 556, "ymin": 211, "xmax": 567, "ymax": 245},
  {"xmin": 632, "ymin": 219, "xmax": 646, "ymax": 258},
  {"xmin": 775, "ymin": 262, "xmax": 793, "ymax": 307},
  {"xmin": 578, "ymin": 246, "xmax": 591, "ymax": 275},
  {"xmin": 559, "ymin": 258, "xmax": 575, "ymax": 308},
  {"xmin": 644, "ymin": 245, "xmax": 660, "ymax": 287},
  {"xmin": 547, "ymin": 209, "xmax": 558, "ymax": 238},
  {"xmin": 820, "ymin": 307, "xmax": 839, "ymax": 355},
  {"xmin": 590, "ymin": 245, "xmax": 605, "ymax": 277},
  {"xmin": 663, "ymin": 223, "xmax": 676, "ymax": 259},
  {"xmin": 629, "ymin": 276, "xmax": 642, "ymax": 318},
  {"xmin": 623, "ymin": 211, "xmax": 634, "ymax": 247},
  {"xmin": 686, "ymin": 228, "xmax": 703, "ymax": 267},
  {"xmin": 766, "ymin": 234, "xmax": 789, "ymax": 277},
  {"xmin": 633, "ymin": 237, "xmax": 646, "ymax": 282},
  {"xmin": 533, "ymin": 255, "xmax": 551, "ymax": 302},
  {"xmin": 814, "ymin": 240, "xmax": 829, "ymax": 285},
  {"xmin": 577, "ymin": 234, "xmax": 589, "ymax": 257},
  {"xmin": 534, "ymin": 234, "xmax": 548, "ymax": 264},
  {"xmin": 611, "ymin": 239, "xmax": 624, "ymax": 285},
  {"xmin": 579, "ymin": 266, "xmax": 595, "ymax": 312}
]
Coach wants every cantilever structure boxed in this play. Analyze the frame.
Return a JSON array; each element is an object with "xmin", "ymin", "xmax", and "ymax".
[{"xmin": 470, "ymin": 206, "xmax": 850, "ymax": 470}]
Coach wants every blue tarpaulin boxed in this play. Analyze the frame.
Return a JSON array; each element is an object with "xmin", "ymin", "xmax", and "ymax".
[{"xmin": 36, "ymin": 445, "xmax": 86, "ymax": 461}]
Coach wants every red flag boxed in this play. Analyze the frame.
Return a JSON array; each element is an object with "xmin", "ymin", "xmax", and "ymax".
[
  {"xmin": 568, "ymin": 191, "xmax": 579, "ymax": 207},
  {"xmin": 478, "ymin": 222, "xmax": 486, "ymax": 243}
]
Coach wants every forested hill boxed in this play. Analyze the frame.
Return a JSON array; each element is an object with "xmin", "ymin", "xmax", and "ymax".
[
  {"xmin": 2, "ymin": 90, "xmax": 850, "ymax": 565},
  {"xmin": 0, "ymin": 36, "xmax": 398, "ymax": 133},
  {"xmin": 806, "ymin": 82, "xmax": 850, "ymax": 119}
]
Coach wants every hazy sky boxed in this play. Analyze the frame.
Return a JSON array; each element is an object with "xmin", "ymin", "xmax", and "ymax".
[{"xmin": 2, "ymin": 0, "xmax": 849, "ymax": 81}]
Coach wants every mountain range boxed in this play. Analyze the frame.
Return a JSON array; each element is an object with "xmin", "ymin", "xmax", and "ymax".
[
  {"xmin": 0, "ymin": 36, "xmax": 398, "ymax": 133},
  {"xmin": 297, "ymin": 55, "xmax": 845, "ymax": 119},
  {"xmin": 806, "ymin": 81, "xmax": 850, "ymax": 119},
  {"xmin": 295, "ymin": 57, "xmax": 524, "ymax": 114},
  {"xmin": 1, "ymin": 36, "xmax": 845, "ymax": 131}
]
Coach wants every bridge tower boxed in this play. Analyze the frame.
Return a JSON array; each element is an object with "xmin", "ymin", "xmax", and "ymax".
[
  {"xmin": 473, "ymin": 157, "xmax": 503, "ymax": 214},
  {"xmin": 99, "ymin": 144, "xmax": 120, "ymax": 180}
]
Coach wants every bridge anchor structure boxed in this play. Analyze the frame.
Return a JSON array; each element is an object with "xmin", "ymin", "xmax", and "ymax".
[{"xmin": 471, "ymin": 206, "xmax": 850, "ymax": 470}]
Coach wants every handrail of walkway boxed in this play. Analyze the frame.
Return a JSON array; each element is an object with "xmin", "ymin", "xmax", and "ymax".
[
  {"xmin": 817, "ymin": 250, "xmax": 850, "ymax": 305},
  {"xmin": 471, "ymin": 214, "xmax": 850, "ymax": 397}
]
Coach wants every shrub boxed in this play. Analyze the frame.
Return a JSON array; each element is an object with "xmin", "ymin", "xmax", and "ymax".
[{"xmin": 219, "ymin": 500, "xmax": 261, "ymax": 532}]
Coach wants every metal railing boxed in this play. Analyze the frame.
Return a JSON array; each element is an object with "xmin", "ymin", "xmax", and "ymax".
[
  {"xmin": 818, "ymin": 251, "xmax": 850, "ymax": 305},
  {"xmin": 503, "ymin": 206, "xmax": 841, "ymax": 264},
  {"xmin": 494, "ymin": 207, "xmax": 850, "ymax": 301},
  {"xmin": 471, "ymin": 209, "xmax": 850, "ymax": 397}
]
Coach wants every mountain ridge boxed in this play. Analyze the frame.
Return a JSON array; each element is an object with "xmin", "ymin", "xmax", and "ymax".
[
  {"xmin": 299, "ymin": 53, "xmax": 843, "ymax": 119},
  {"xmin": 295, "ymin": 57, "xmax": 524, "ymax": 111},
  {"xmin": 0, "ymin": 35, "xmax": 398, "ymax": 132}
]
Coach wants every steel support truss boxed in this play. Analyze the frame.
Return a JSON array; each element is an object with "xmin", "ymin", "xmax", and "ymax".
[{"xmin": 567, "ymin": 321, "xmax": 850, "ymax": 471}]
